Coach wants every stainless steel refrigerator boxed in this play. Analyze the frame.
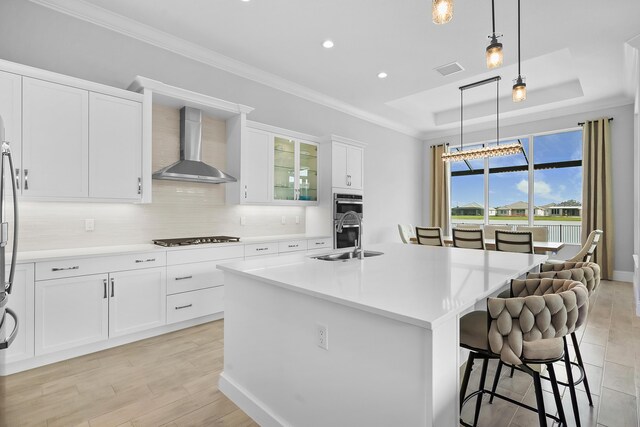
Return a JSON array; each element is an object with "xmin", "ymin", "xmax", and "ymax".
[{"xmin": 0, "ymin": 114, "xmax": 19, "ymax": 351}]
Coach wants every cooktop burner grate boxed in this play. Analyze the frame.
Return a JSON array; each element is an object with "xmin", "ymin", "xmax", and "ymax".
[{"xmin": 153, "ymin": 236, "xmax": 240, "ymax": 247}]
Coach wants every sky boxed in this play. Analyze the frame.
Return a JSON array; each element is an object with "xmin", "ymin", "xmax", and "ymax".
[{"xmin": 450, "ymin": 130, "xmax": 583, "ymax": 209}]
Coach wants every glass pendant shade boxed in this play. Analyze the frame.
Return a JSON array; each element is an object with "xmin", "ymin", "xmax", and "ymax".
[
  {"xmin": 512, "ymin": 76, "xmax": 527, "ymax": 102},
  {"xmin": 486, "ymin": 39, "xmax": 503, "ymax": 69},
  {"xmin": 432, "ymin": 0, "xmax": 453, "ymax": 24}
]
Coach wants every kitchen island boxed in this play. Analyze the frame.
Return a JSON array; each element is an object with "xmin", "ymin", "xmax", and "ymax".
[{"xmin": 218, "ymin": 242, "xmax": 547, "ymax": 427}]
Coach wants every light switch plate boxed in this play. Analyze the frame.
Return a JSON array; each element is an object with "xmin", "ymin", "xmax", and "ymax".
[{"xmin": 85, "ymin": 219, "xmax": 95, "ymax": 232}]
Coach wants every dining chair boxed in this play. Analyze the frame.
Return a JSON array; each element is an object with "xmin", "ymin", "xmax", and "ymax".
[
  {"xmin": 397, "ymin": 224, "xmax": 415, "ymax": 244},
  {"xmin": 452, "ymin": 228, "xmax": 485, "ymax": 250},
  {"xmin": 414, "ymin": 226, "xmax": 444, "ymax": 246},
  {"xmin": 483, "ymin": 224, "xmax": 512, "ymax": 240},
  {"xmin": 459, "ymin": 279, "xmax": 588, "ymax": 427},
  {"xmin": 548, "ymin": 229, "xmax": 603, "ymax": 264},
  {"xmin": 516, "ymin": 226, "xmax": 548, "ymax": 242},
  {"xmin": 494, "ymin": 230, "xmax": 534, "ymax": 254},
  {"xmin": 491, "ymin": 269, "xmax": 598, "ymax": 426}
]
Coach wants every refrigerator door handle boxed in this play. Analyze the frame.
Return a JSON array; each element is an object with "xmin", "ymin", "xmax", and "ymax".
[
  {"xmin": 6, "ymin": 152, "xmax": 18, "ymax": 294},
  {"xmin": 0, "ymin": 308, "xmax": 19, "ymax": 350}
]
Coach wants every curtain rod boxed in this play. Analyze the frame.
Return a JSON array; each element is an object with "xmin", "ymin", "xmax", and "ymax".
[
  {"xmin": 578, "ymin": 118, "xmax": 614, "ymax": 126},
  {"xmin": 429, "ymin": 142, "xmax": 450, "ymax": 147}
]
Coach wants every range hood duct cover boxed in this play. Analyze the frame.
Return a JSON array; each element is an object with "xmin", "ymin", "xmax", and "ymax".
[{"xmin": 152, "ymin": 107, "xmax": 237, "ymax": 184}]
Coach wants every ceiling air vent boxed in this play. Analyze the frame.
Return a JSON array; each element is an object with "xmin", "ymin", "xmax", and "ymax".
[{"xmin": 434, "ymin": 62, "xmax": 464, "ymax": 77}]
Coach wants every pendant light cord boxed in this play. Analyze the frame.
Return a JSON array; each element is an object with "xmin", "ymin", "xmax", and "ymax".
[
  {"xmin": 496, "ymin": 78, "xmax": 500, "ymax": 146},
  {"xmin": 491, "ymin": 0, "xmax": 496, "ymax": 35},
  {"xmin": 460, "ymin": 89, "xmax": 464, "ymax": 150},
  {"xmin": 517, "ymin": 0, "xmax": 521, "ymax": 77}
]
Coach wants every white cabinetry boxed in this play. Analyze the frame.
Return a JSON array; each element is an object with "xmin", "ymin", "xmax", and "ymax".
[
  {"xmin": 0, "ymin": 264, "xmax": 35, "ymax": 364},
  {"xmin": 89, "ymin": 92, "xmax": 142, "ymax": 200},
  {"xmin": 35, "ymin": 274, "xmax": 108, "ymax": 355},
  {"xmin": 34, "ymin": 253, "xmax": 166, "ymax": 356},
  {"xmin": 22, "ymin": 77, "xmax": 89, "ymax": 198},
  {"xmin": 109, "ymin": 268, "xmax": 166, "ymax": 337},
  {"xmin": 332, "ymin": 141, "xmax": 364, "ymax": 191},
  {"xmin": 0, "ymin": 70, "xmax": 22, "ymax": 179},
  {"xmin": 240, "ymin": 128, "xmax": 272, "ymax": 203}
]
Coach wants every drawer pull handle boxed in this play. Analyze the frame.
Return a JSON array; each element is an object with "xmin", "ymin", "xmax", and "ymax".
[
  {"xmin": 103, "ymin": 279, "xmax": 107, "ymax": 299},
  {"xmin": 110, "ymin": 278, "xmax": 115, "ymax": 297},
  {"xmin": 288, "ymin": 244, "xmax": 298, "ymax": 248},
  {"xmin": 256, "ymin": 247, "xmax": 268, "ymax": 251},
  {"xmin": 315, "ymin": 242, "xmax": 325, "ymax": 245},
  {"xmin": 174, "ymin": 275, "xmax": 193, "ymax": 281},
  {"xmin": 52, "ymin": 266, "xmax": 79, "ymax": 272},
  {"xmin": 135, "ymin": 258, "xmax": 156, "ymax": 263},
  {"xmin": 175, "ymin": 304, "xmax": 193, "ymax": 310}
]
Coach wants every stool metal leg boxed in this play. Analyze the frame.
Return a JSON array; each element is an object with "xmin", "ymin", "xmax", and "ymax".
[
  {"xmin": 563, "ymin": 337, "xmax": 581, "ymax": 427},
  {"xmin": 460, "ymin": 352, "xmax": 475, "ymax": 411},
  {"xmin": 489, "ymin": 360, "xmax": 504, "ymax": 403},
  {"xmin": 472, "ymin": 357, "xmax": 489, "ymax": 427},
  {"xmin": 571, "ymin": 331, "xmax": 594, "ymax": 407},
  {"xmin": 532, "ymin": 369, "xmax": 548, "ymax": 427},
  {"xmin": 547, "ymin": 362, "xmax": 567, "ymax": 426}
]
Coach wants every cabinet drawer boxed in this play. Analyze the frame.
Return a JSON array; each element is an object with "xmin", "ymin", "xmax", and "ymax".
[
  {"xmin": 166, "ymin": 287, "xmax": 224, "ymax": 325},
  {"xmin": 244, "ymin": 242, "xmax": 278, "ymax": 257},
  {"xmin": 278, "ymin": 240, "xmax": 307, "ymax": 253},
  {"xmin": 307, "ymin": 238, "xmax": 332, "ymax": 251},
  {"xmin": 36, "ymin": 252, "xmax": 166, "ymax": 280},
  {"xmin": 166, "ymin": 245, "xmax": 244, "ymax": 265},
  {"xmin": 167, "ymin": 259, "xmax": 242, "ymax": 295}
]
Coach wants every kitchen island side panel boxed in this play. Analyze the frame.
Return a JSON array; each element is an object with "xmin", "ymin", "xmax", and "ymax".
[{"xmin": 221, "ymin": 272, "xmax": 437, "ymax": 427}]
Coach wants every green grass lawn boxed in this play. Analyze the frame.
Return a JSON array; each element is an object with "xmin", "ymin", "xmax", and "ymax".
[{"xmin": 452, "ymin": 215, "xmax": 581, "ymax": 222}]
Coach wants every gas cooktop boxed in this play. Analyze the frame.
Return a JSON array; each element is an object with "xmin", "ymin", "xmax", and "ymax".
[{"xmin": 153, "ymin": 236, "xmax": 240, "ymax": 247}]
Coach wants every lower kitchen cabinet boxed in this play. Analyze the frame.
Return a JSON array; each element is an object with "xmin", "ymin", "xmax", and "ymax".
[
  {"xmin": 35, "ymin": 274, "xmax": 109, "ymax": 355},
  {"xmin": 34, "ymin": 267, "xmax": 166, "ymax": 356},
  {"xmin": 108, "ymin": 267, "xmax": 166, "ymax": 338},
  {"xmin": 167, "ymin": 286, "xmax": 224, "ymax": 325},
  {"xmin": 1, "ymin": 263, "xmax": 35, "ymax": 364}
]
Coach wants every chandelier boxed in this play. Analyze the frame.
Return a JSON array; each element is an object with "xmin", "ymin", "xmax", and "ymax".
[{"xmin": 442, "ymin": 76, "xmax": 524, "ymax": 163}]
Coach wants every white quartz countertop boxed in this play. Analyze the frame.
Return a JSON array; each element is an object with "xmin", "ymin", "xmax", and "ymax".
[
  {"xmin": 218, "ymin": 242, "xmax": 548, "ymax": 330},
  {"xmin": 10, "ymin": 234, "xmax": 331, "ymax": 263}
]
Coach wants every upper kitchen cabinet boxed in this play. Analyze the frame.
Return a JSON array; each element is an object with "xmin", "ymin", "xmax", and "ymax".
[
  {"xmin": 228, "ymin": 120, "xmax": 320, "ymax": 205},
  {"xmin": 0, "ymin": 59, "xmax": 146, "ymax": 202},
  {"xmin": 332, "ymin": 139, "xmax": 364, "ymax": 191},
  {"xmin": 89, "ymin": 92, "xmax": 142, "ymax": 200},
  {"xmin": 22, "ymin": 77, "xmax": 89, "ymax": 198}
]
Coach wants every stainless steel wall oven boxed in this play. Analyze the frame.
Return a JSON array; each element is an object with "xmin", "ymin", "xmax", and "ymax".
[{"xmin": 333, "ymin": 193, "xmax": 363, "ymax": 248}]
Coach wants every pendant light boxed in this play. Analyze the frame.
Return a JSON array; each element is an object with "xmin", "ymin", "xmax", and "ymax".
[
  {"xmin": 512, "ymin": 0, "xmax": 527, "ymax": 102},
  {"xmin": 432, "ymin": 0, "xmax": 454, "ymax": 25},
  {"xmin": 486, "ymin": 0, "xmax": 503, "ymax": 69}
]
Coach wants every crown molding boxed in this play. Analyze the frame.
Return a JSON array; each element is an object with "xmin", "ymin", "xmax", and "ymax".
[{"xmin": 28, "ymin": 0, "xmax": 421, "ymax": 138}]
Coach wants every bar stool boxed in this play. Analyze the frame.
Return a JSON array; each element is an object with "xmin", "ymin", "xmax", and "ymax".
[
  {"xmin": 415, "ymin": 226, "xmax": 444, "ymax": 246},
  {"xmin": 460, "ymin": 279, "xmax": 589, "ymax": 427},
  {"xmin": 452, "ymin": 228, "xmax": 485, "ymax": 250}
]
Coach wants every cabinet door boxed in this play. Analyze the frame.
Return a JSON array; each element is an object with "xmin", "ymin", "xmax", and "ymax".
[
  {"xmin": 298, "ymin": 141, "xmax": 318, "ymax": 202},
  {"xmin": 22, "ymin": 77, "xmax": 89, "ymax": 198},
  {"xmin": 108, "ymin": 267, "xmax": 166, "ymax": 338},
  {"xmin": 89, "ymin": 92, "xmax": 142, "ymax": 200},
  {"xmin": 35, "ymin": 274, "xmax": 108, "ymax": 355},
  {"xmin": 346, "ymin": 146, "xmax": 363, "ymax": 190},
  {"xmin": 332, "ymin": 142, "xmax": 348, "ymax": 189},
  {"xmin": 0, "ymin": 264, "xmax": 34, "ymax": 364},
  {"xmin": 0, "ymin": 71, "xmax": 22, "ymax": 193},
  {"xmin": 273, "ymin": 136, "xmax": 296, "ymax": 201},
  {"xmin": 242, "ymin": 129, "xmax": 271, "ymax": 203}
]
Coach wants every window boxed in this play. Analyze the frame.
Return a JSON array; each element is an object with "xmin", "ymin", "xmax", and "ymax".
[{"xmin": 449, "ymin": 129, "xmax": 582, "ymax": 243}]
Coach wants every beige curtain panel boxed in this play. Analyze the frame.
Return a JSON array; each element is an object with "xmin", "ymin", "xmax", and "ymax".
[
  {"xmin": 429, "ymin": 144, "xmax": 450, "ymax": 233},
  {"xmin": 582, "ymin": 118, "xmax": 614, "ymax": 279}
]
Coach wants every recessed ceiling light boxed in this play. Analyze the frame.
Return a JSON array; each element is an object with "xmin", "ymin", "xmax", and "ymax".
[
  {"xmin": 322, "ymin": 40, "xmax": 334, "ymax": 49},
  {"xmin": 241, "ymin": 0, "xmax": 250, "ymax": 2},
  {"xmin": 377, "ymin": 72, "xmax": 388, "ymax": 79}
]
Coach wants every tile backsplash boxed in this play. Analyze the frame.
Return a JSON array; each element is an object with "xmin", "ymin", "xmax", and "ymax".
[{"xmin": 13, "ymin": 104, "xmax": 307, "ymax": 252}]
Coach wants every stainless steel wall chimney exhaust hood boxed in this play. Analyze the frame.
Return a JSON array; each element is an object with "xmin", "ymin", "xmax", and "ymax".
[{"xmin": 153, "ymin": 107, "xmax": 237, "ymax": 184}]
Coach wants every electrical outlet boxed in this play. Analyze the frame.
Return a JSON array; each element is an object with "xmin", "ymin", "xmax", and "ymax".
[
  {"xmin": 85, "ymin": 219, "xmax": 95, "ymax": 232},
  {"xmin": 240, "ymin": 216, "xmax": 246, "ymax": 226},
  {"xmin": 316, "ymin": 323, "xmax": 328, "ymax": 350},
  {"xmin": 281, "ymin": 216, "xmax": 286, "ymax": 225},
  {"xmin": 295, "ymin": 215, "xmax": 300, "ymax": 224}
]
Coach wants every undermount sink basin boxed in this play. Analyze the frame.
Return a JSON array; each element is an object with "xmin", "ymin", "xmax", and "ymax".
[{"xmin": 312, "ymin": 250, "xmax": 384, "ymax": 261}]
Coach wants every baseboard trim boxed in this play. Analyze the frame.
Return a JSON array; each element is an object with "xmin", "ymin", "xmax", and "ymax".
[
  {"xmin": 219, "ymin": 373, "xmax": 287, "ymax": 427},
  {"xmin": 612, "ymin": 270, "xmax": 634, "ymax": 282}
]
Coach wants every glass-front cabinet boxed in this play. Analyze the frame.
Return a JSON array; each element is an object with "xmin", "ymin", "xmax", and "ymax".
[{"xmin": 273, "ymin": 136, "xmax": 318, "ymax": 203}]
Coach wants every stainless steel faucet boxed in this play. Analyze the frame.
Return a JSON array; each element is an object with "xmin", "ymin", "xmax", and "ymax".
[{"xmin": 336, "ymin": 210, "xmax": 363, "ymax": 259}]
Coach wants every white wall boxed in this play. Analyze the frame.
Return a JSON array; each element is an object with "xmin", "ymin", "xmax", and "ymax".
[
  {"xmin": 424, "ymin": 103, "xmax": 636, "ymax": 276},
  {"xmin": 0, "ymin": 0, "xmax": 423, "ymax": 248}
]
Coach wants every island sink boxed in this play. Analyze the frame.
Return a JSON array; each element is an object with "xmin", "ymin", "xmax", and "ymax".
[{"xmin": 311, "ymin": 250, "xmax": 384, "ymax": 261}]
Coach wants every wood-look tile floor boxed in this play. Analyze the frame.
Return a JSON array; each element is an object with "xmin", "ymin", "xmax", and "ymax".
[
  {"xmin": 461, "ymin": 280, "xmax": 640, "ymax": 427},
  {"xmin": 0, "ymin": 280, "xmax": 637, "ymax": 426}
]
